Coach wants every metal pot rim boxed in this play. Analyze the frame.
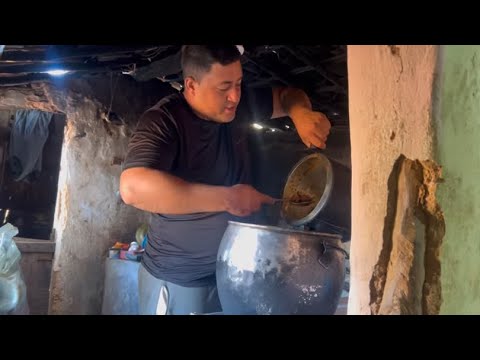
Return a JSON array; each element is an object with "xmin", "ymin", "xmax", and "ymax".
[{"xmin": 228, "ymin": 221, "xmax": 342, "ymax": 240}]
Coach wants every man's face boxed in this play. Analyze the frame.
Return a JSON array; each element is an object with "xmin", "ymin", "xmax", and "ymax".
[{"xmin": 189, "ymin": 60, "xmax": 243, "ymax": 123}]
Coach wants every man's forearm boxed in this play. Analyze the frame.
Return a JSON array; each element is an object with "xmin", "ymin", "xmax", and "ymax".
[
  {"xmin": 279, "ymin": 87, "xmax": 312, "ymax": 118},
  {"xmin": 120, "ymin": 167, "xmax": 228, "ymax": 214}
]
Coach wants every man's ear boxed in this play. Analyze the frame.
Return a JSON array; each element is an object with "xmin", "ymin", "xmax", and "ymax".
[{"xmin": 184, "ymin": 76, "xmax": 197, "ymax": 95}]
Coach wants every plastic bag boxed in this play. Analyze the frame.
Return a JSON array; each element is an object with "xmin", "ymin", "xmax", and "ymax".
[{"xmin": 0, "ymin": 223, "xmax": 29, "ymax": 315}]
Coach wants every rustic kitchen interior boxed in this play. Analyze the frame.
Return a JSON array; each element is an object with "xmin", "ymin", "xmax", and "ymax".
[{"xmin": 0, "ymin": 45, "xmax": 475, "ymax": 315}]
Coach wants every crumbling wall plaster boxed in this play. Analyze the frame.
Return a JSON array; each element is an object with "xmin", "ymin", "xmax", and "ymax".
[{"xmin": 347, "ymin": 45, "xmax": 440, "ymax": 314}]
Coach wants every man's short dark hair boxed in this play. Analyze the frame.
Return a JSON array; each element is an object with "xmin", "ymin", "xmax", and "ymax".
[{"xmin": 181, "ymin": 45, "xmax": 242, "ymax": 81}]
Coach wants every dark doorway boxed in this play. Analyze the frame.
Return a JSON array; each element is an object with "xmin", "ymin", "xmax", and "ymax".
[{"xmin": 0, "ymin": 109, "xmax": 66, "ymax": 240}]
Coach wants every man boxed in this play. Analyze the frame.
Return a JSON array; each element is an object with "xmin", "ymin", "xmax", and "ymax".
[{"xmin": 120, "ymin": 45, "xmax": 331, "ymax": 315}]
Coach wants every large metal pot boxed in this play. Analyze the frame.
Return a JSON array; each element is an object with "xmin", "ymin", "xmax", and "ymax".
[{"xmin": 216, "ymin": 221, "xmax": 348, "ymax": 315}]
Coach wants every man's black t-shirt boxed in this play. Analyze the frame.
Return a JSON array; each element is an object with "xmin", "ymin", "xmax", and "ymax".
[{"xmin": 123, "ymin": 86, "xmax": 273, "ymax": 287}]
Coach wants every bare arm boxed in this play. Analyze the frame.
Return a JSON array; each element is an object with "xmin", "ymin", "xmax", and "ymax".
[
  {"xmin": 271, "ymin": 87, "xmax": 331, "ymax": 149},
  {"xmin": 120, "ymin": 167, "xmax": 274, "ymax": 216},
  {"xmin": 271, "ymin": 87, "xmax": 312, "ymax": 119},
  {"xmin": 120, "ymin": 167, "xmax": 228, "ymax": 214}
]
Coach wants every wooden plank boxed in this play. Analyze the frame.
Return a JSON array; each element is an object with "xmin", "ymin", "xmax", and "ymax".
[
  {"xmin": 12, "ymin": 237, "xmax": 55, "ymax": 314},
  {"xmin": 19, "ymin": 252, "xmax": 53, "ymax": 315},
  {"xmin": 13, "ymin": 237, "xmax": 55, "ymax": 253},
  {"xmin": 0, "ymin": 45, "xmax": 163, "ymax": 62}
]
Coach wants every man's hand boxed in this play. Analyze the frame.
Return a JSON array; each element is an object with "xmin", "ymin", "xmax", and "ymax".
[
  {"xmin": 290, "ymin": 108, "xmax": 331, "ymax": 149},
  {"xmin": 224, "ymin": 184, "xmax": 275, "ymax": 217}
]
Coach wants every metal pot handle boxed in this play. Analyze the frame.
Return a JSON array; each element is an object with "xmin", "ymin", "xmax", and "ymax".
[{"xmin": 317, "ymin": 240, "xmax": 349, "ymax": 269}]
